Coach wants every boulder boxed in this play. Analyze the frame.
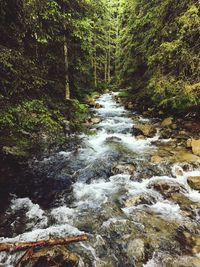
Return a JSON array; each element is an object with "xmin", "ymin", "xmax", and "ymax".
[
  {"xmin": 187, "ymin": 176, "xmax": 200, "ymax": 190},
  {"xmin": 112, "ymin": 164, "xmax": 135, "ymax": 175},
  {"xmin": 161, "ymin": 117, "xmax": 173, "ymax": 127},
  {"xmin": 133, "ymin": 124, "xmax": 156, "ymax": 137},
  {"xmin": 191, "ymin": 139, "xmax": 200, "ymax": 156},
  {"xmin": 149, "ymin": 179, "xmax": 187, "ymax": 197}
]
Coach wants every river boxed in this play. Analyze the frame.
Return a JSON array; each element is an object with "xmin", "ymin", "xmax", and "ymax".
[{"xmin": 0, "ymin": 93, "xmax": 200, "ymax": 266}]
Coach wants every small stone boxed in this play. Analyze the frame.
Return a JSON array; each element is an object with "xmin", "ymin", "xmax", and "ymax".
[
  {"xmin": 187, "ymin": 176, "xmax": 200, "ymax": 190},
  {"xmin": 161, "ymin": 117, "xmax": 173, "ymax": 127}
]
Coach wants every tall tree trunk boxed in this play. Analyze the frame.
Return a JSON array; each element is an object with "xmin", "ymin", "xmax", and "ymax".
[
  {"xmin": 94, "ymin": 37, "xmax": 97, "ymax": 87},
  {"xmin": 108, "ymin": 26, "xmax": 111, "ymax": 83},
  {"xmin": 105, "ymin": 51, "xmax": 108, "ymax": 83},
  {"xmin": 63, "ymin": 25, "xmax": 70, "ymax": 99}
]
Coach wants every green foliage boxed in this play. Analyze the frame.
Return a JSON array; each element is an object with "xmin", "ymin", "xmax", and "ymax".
[
  {"xmin": 118, "ymin": 89, "xmax": 129, "ymax": 97},
  {"xmin": 118, "ymin": 0, "xmax": 200, "ymax": 111}
]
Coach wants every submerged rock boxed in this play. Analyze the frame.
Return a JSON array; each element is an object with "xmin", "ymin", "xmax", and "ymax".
[{"xmin": 112, "ymin": 164, "xmax": 135, "ymax": 175}]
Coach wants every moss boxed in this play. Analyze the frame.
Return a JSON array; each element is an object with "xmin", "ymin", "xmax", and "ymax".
[{"xmin": 118, "ymin": 89, "xmax": 129, "ymax": 98}]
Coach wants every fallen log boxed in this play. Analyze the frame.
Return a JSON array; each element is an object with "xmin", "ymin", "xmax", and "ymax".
[{"xmin": 0, "ymin": 235, "xmax": 88, "ymax": 252}]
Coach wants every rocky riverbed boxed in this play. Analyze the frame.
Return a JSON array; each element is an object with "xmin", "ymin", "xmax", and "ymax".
[{"xmin": 0, "ymin": 92, "xmax": 200, "ymax": 266}]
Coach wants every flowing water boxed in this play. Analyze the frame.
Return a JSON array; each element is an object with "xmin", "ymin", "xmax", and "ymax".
[{"xmin": 0, "ymin": 93, "xmax": 200, "ymax": 266}]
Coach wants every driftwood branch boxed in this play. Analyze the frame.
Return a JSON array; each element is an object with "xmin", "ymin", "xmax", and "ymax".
[
  {"xmin": 0, "ymin": 235, "xmax": 88, "ymax": 253},
  {"xmin": 16, "ymin": 248, "xmax": 33, "ymax": 267}
]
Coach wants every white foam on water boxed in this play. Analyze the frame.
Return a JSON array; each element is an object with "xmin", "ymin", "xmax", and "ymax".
[
  {"xmin": 10, "ymin": 197, "xmax": 48, "ymax": 228},
  {"xmin": 150, "ymin": 201, "xmax": 182, "ymax": 220},
  {"xmin": 50, "ymin": 206, "xmax": 76, "ymax": 224},
  {"xmin": 58, "ymin": 151, "xmax": 72, "ymax": 157},
  {"xmin": 73, "ymin": 178, "xmax": 120, "ymax": 209},
  {"xmin": 172, "ymin": 165, "xmax": 200, "ymax": 202}
]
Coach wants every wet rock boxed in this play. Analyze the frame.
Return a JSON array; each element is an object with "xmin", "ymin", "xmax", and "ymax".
[
  {"xmin": 84, "ymin": 96, "xmax": 96, "ymax": 107},
  {"xmin": 191, "ymin": 139, "xmax": 200, "ymax": 156},
  {"xmin": 95, "ymin": 103, "xmax": 103, "ymax": 109},
  {"xmin": 105, "ymin": 136, "xmax": 122, "ymax": 143},
  {"xmin": 187, "ymin": 176, "xmax": 200, "ymax": 190},
  {"xmin": 161, "ymin": 117, "xmax": 173, "ymax": 127},
  {"xmin": 170, "ymin": 193, "xmax": 200, "ymax": 210},
  {"xmin": 112, "ymin": 164, "xmax": 135, "ymax": 175},
  {"xmin": 125, "ymin": 193, "xmax": 155, "ymax": 207},
  {"xmin": 90, "ymin": 117, "xmax": 102, "ymax": 124},
  {"xmin": 174, "ymin": 151, "xmax": 200, "ymax": 163},
  {"xmin": 151, "ymin": 155, "xmax": 163, "ymax": 164},
  {"xmin": 159, "ymin": 128, "xmax": 172, "ymax": 139},
  {"xmin": 133, "ymin": 124, "xmax": 156, "ymax": 137},
  {"xmin": 148, "ymin": 179, "xmax": 187, "ymax": 197},
  {"xmin": 127, "ymin": 239, "xmax": 145, "ymax": 262},
  {"xmin": 176, "ymin": 231, "xmax": 200, "ymax": 255},
  {"xmin": 74, "ymin": 155, "xmax": 119, "ymax": 183}
]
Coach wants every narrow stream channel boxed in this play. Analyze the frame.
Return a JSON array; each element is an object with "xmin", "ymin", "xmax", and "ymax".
[{"xmin": 0, "ymin": 93, "xmax": 200, "ymax": 266}]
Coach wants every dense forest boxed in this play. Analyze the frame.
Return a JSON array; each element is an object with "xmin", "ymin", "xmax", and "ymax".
[
  {"xmin": 118, "ymin": 0, "xmax": 200, "ymax": 113},
  {"xmin": 0, "ymin": 0, "xmax": 118, "ymax": 156}
]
